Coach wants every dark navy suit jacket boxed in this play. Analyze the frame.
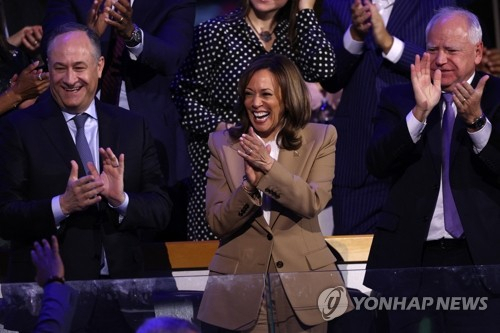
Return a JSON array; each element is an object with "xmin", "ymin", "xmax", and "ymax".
[
  {"xmin": 364, "ymin": 73, "xmax": 500, "ymax": 294},
  {"xmin": 0, "ymin": 97, "xmax": 172, "ymax": 282}
]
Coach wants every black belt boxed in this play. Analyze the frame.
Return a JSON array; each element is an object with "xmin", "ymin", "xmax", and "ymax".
[{"xmin": 425, "ymin": 238, "xmax": 467, "ymax": 249}]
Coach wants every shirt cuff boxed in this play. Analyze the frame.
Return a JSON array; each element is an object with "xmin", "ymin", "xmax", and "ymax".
[
  {"xmin": 406, "ymin": 111, "xmax": 426, "ymax": 143},
  {"xmin": 343, "ymin": 26, "xmax": 364, "ymax": 55},
  {"xmin": 108, "ymin": 192, "xmax": 129, "ymax": 220},
  {"xmin": 382, "ymin": 37, "xmax": 404, "ymax": 63},
  {"xmin": 126, "ymin": 28, "xmax": 144, "ymax": 61},
  {"xmin": 469, "ymin": 118, "xmax": 492, "ymax": 153},
  {"xmin": 52, "ymin": 196, "xmax": 68, "ymax": 228}
]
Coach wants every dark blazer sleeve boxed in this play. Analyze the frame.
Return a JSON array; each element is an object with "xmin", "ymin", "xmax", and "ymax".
[
  {"xmin": 475, "ymin": 75, "xmax": 500, "ymax": 176},
  {"xmin": 132, "ymin": 0, "xmax": 195, "ymax": 76},
  {"xmin": 96, "ymin": 102, "xmax": 173, "ymax": 231},
  {"xmin": 366, "ymin": 84, "xmax": 422, "ymax": 179},
  {"xmin": 0, "ymin": 114, "xmax": 60, "ymax": 241}
]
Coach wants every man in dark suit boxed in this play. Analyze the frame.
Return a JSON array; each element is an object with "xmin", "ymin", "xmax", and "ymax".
[
  {"xmin": 43, "ymin": 0, "xmax": 195, "ymax": 240},
  {"xmin": 0, "ymin": 22, "xmax": 171, "ymax": 332},
  {"xmin": 320, "ymin": 0, "xmax": 458, "ymax": 235},
  {"xmin": 0, "ymin": 22, "xmax": 171, "ymax": 282},
  {"xmin": 364, "ymin": 7, "xmax": 500, "ymax": 331}
]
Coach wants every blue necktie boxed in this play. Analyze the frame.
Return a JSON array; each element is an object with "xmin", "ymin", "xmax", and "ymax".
[
  {"xmin": 73, "ymin": 113, "xmax": 94, "ymax": 175},
  {"xmin": 442, "ymin": 93, "xmax": 463, "ymax": 238}
]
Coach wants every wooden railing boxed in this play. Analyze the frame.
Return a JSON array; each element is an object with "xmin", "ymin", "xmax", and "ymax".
[{"xmin": 164, "ymin": 235, "xmax": 373, "ymax": 270}]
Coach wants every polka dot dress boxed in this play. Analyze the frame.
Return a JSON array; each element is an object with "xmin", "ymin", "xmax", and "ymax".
[{"xmin": 172, "ymin": 8, "xmax": 336, "ymax": 240}]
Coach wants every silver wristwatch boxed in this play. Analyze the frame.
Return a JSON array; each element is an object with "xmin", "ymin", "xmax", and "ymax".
[{"xmin": 125, "ymin": 24, "xmax": 142, "ymax": 47}]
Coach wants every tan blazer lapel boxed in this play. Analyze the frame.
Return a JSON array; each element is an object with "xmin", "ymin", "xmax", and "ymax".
[
  {"xmin": 268, "ymin": 148, "xmax": 299, "ymax": 228},
  {"xmin": 225, "ymin": 142, "xmax": 245, "ymax": 191}
]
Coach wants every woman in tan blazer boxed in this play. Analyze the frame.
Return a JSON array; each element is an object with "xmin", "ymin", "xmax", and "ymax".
[{"xmin": 198, "ymin": 54, "xmax": 352, "ymax": 332}]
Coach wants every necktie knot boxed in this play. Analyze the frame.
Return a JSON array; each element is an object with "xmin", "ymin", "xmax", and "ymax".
[
  {"xmin": 73, "ymin": 113, "xmax": 93, "ymax": 174},
  {"xmin": 443, "ymin": 92, "xmax": 453, "ymax": 106},
  {"xmin": 73, "ymin": 113, "xmax": 89, "ymax": 129}
]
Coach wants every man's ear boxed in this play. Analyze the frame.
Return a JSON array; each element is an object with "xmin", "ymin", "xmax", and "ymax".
[
  {"xmin": 97, "ymin": 56, "xmax": 105, "ymax": 78},
  {"xmin": 474, "ymin": 41, "xmax": 484, "ymax": 66}
]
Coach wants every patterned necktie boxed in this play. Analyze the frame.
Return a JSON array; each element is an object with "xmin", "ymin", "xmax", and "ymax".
[
  {"xmin": 73, "ymin": 113, "xmax": 94, "ymax": 175},
  {"xmin": 100, "ymin": 32, "xmax": 124, "ymax": 105},
  {"xmin": 442, "ymin": 93, "xmax": 463, "ymax": 238}
]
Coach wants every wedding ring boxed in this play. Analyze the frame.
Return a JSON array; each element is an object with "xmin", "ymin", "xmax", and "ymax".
[
  {"xmin": 461, "ymin": 98, "xmax": 466, "ymax": 103},
  {"xmin": 247, "ymin": 149, "xmax": 252, "ymax": 154},
  {"xmin": 37, "ymin": 73, "xmax": 43, "ymax": 81},
  {"xmin": 119, "ymin": 16, "xmax": 124, "ymax": 23}
]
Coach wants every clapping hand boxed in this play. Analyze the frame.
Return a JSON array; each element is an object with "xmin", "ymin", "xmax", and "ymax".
[
  {"xmin": 410, "ymin": 53, "xmax": 442, "ymax": 122},
  {"xmin": 60, "ymin": 160, "xmax": 104, "ymax": 215},
  {"xmin": 238, "ymin": 127, "xmax": 274, "ymax": 186},
  {"xmin": 104, "ymin": 0, "xmax": 135, "ymax": 40},
  {"xmin": 87, "ymin": 0, "xmax": 114, "ymax": 37},
  {"xmin": 452, "ymin": 75, "xmax": 489, "ymax": 127},
  {"xmin": 88, "ymin": 147, "xmax": 125, "ymax": 207},
  {"xmin": 349, "ymin": 0, "xmax": 372, "ymax": 41}
]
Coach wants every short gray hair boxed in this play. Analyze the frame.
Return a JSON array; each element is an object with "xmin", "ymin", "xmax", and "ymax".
[{"xmin": 426, "ymin": 7, "xmax": 482, "ymax": 45}]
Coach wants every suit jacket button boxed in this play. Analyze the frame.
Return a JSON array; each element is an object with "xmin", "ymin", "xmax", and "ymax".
[
  {"xmin": 276, "ymin": 261, "xmax": 283, "ymax": 268},
  {"xmin": 267, "ymin": 234, "xmax": 273, "ymax": 240}
]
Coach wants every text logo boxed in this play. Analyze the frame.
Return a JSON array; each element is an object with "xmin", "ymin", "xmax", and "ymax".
[
  {"xmin": 317, "ymin": 286, "xmax": 350, "ymax": 321},
  {"xmin": 352, "ymin": 296, "xmax": 488, "ymax": 311}
]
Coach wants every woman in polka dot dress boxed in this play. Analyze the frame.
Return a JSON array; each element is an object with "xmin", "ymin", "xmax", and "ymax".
[{"xmin": 173, "ymin": 0, "xmax": 336, "ymax": 240}]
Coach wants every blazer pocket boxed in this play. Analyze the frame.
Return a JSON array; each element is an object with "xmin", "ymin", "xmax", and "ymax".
[
  {"xmin": 375, "ymin": 211, "xmax": 400, "ymax": 232},
  {"xmin": 209, "ymin": 253, "xmax": 239, "ymax": 275},
  {"xmin": 305, "ymin": 246, "xmax": 336, "ymax": 271}
]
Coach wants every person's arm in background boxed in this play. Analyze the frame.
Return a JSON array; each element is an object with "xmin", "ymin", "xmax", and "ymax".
[
  {"xmin": 320, "ymin": 0, "xmax": 367, "ymax": 93},
  {"xmin": 0, "ymin": 61, "xmax": 49, "ymax": 114},
  {"xmin": 478, "ymin": 48, "xmax": 500, "ymax": 76},
  {"xmin": 293, "ymin": 0, "xmax": 337, "ymax": 82},
  {"xmin": 31, "ymin": 236, "xmax": 77, "ymax": 333},
  {"xmin": 7, "ymin": 25, "xmax": 43, "ymax": 53},
  {"xmin": 118, "ymin": 0, "xmax": 195, "ymax": 76},
  {"xmin": 320, "ymin": 0, "xmax": 425, "ymax": 93},
  {"xmin": 172, "ymin": 20, "xmax": 231, "ymax": 137},
  {"xmin": 42, "ymin": 0, "xmax": 110, "ymax": 54}
]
